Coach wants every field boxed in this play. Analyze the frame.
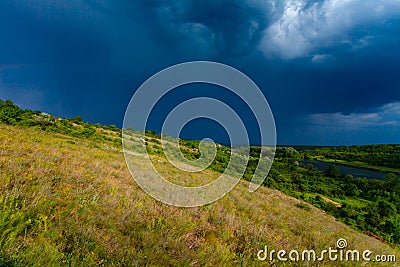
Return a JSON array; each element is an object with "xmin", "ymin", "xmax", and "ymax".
[
  {"xmin": 1, "ymin": 125, "xmax": 399, "ymax": 266},
  {"xmin": 1, "ymin": 99, "xmax": 399, "ymax": 266}
]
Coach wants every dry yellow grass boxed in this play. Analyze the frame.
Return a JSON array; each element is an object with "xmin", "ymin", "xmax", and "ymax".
[{"xmin": 0, "ymin": 124, "xmax": 398, "ymax": 266}]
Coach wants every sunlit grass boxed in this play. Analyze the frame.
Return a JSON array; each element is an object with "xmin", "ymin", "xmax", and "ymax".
[{"xmin": 0, "ymin": 125, "xmax": 398, "ymax": 266}]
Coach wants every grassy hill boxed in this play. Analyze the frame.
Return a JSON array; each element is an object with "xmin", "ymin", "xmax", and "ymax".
[
  {"xmin": 1, "ymin": 124, "xmax": 399, "ymax": 266},
  {"xmin": 1, "ymin": 99, "xmax": 399, "ymax": 266}
]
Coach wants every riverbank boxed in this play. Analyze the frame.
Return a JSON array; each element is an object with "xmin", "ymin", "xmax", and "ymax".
[
  {"xmin": 301, "ymin": 159, "xmax": 388, "ymax": 180},
  {"xmin": 312, "ymin": 157, "xmax": 400, "ymax": 175}
]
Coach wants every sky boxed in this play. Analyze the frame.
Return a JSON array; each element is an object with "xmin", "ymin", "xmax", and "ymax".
[{"xmin": 1, "ymin": 0, "xmax": 400, "ymax": 145}]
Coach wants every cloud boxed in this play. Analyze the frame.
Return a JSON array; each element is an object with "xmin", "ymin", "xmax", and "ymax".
[
  {"xmin": 135, "ymin": 1, "xmax": 267, "ymax": 57},
  {"xmin": 311, "ymin": 54, "xmax": 333, "ymax": 63},
  {"xmin": 308, "ymin": 101, "xmax": 400, "ymax": 129},
  {"xmin": 259, "ymin": 0, "xmax": 400, "ymax": 59},
  {"xmin": 1, "ymin": 0, "xmax": 400, "ymax": 145},
  {"xmin": 303, "ymin": 101, "xmax": 400, "ymax": 145}
]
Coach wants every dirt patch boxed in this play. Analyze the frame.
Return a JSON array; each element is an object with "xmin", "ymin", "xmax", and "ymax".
[{"xmin": 321, "ymin": 196, "xmax": 342, "ymax": 208}]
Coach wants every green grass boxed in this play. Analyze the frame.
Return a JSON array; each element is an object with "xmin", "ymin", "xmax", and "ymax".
[
  {"xmin": 1, "ymin": 125, "xmax": 399, "ymax": 266},
  {"xmin": 1, "ymin": 100, "xmax": 399, "ymax": 265}
]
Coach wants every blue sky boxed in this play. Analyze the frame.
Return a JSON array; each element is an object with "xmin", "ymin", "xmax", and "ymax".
[{"xmin": 1, "ymin": 0, "xmax": 400, "ymax": 145}]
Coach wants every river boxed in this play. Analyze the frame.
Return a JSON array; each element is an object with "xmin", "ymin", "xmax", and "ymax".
[{"xmin": 301, "ymin": 160, "xmax": 387, "ymax": 180}]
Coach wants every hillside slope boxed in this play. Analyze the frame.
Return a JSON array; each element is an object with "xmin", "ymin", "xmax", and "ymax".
[{"xmin": 0, "ymin": 125, "xmax": 398, "ymax": 266}]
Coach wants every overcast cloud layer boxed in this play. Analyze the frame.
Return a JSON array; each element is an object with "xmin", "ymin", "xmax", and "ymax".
[{"xmin": 1, "ymin": 0, "xmax": 400, "ymax": 145}]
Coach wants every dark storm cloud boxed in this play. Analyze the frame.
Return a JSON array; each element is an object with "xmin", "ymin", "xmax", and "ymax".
[
  {"xmin": 1, "ymin": 0, "xmax": 400, "ymax": 144},
  {"xmin": 0, "ymin": 1, "xmax": 174, "ymax": 122},
  {"xmin": 134, "ymin": 0, "xmax": 268, "ymax": 57}
]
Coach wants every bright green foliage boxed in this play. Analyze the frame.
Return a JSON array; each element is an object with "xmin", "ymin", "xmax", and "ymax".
[
  {"xmin": 2, "ymin": 125, "xmax": 397, "ymax": 266},
  {"xmin": 0, "ymin": 99, "xmax": 121, "ymax": 146},
  {"xmin": 1, "ymin": 98, "xmax": 399, "ymax": 266},
  {"xmin": 299, "ymin": 145, "xmax": 400, "ymax": 170}
]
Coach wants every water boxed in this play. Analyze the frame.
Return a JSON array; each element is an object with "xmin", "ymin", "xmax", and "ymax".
[{"xmin": 301, "ymin": 160, "xmax": 387, "ymax": 180}]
